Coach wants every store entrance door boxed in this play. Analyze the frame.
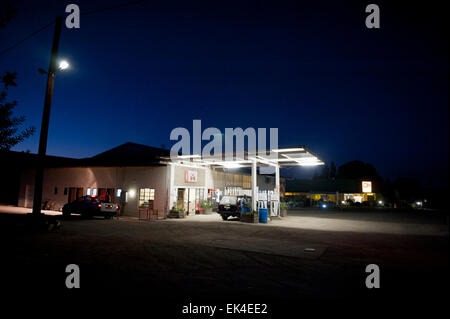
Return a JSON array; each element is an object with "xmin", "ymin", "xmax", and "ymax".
[
  {"xmin": 176, "ymin": 188, "xmax": 205, "ymax": 215},
  {"xmin": 68, "ymin": 187, "xmax": 77, "ymax": 203},
  {"xmin": 187, "ymin": 188, "xmax": 196, "ymax": 215},
  {"xmin": 177, "ymin": 188, "xmax": 186, "ymax": 211}
]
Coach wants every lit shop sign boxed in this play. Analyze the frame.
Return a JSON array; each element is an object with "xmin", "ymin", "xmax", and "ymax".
[
  {"xmin": 362, "ymin": 181, "xmax": 372, "ymax": 193},
  {"xmin": 185, "ymin": 170, "xmax": 198, "ymax": 183}
]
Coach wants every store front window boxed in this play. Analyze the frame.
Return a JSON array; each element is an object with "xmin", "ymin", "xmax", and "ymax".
[{"xmin": 139, "ymin": 188, "xmax": 155, "ymax": 208}]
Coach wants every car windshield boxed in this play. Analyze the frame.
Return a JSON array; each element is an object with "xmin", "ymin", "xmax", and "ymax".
[
  {"xmin": 87, "ymin": 196, "xmax": 99, "ymax": 203},
  {"xmin": 219, "ymin": 196, "xmax": 237, "ymax": 205}
]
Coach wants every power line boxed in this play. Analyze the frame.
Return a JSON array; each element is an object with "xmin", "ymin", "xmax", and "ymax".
[
  {"xmin": 0, "ymin": 0, "xmax": 149, "ymax": 57},
  {"xmin": 0, "ymin": 19, "xmax": 55, "ymax": 57}
]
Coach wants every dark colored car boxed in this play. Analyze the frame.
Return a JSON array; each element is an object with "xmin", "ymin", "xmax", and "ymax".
[
  {"xmin": 62, "ymin": 196, "xmax": 118, "ymax": 219},
  {"xmin": 217, "ymin": 195, "xmax": 251, "ymax": 220}
]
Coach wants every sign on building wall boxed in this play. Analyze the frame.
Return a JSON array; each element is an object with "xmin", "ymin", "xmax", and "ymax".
[
  {"xmin": 185, "ymin": 170, "xmax": 198, "ymax": 183},
  {"xmin": 362, "ymin": 181, "xmax": 372, "ymax": 193}
]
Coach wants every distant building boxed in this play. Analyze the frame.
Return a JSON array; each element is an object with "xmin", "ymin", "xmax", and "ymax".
[{"xmin": 284, "ymin": 178, "xmax": 378, "ymax": 206}]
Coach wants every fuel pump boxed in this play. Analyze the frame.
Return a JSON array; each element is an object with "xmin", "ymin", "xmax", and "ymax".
[
  {"xmin": 269, "ymin": 200, "xmax": 279, "ymax": 216},
  {"xmin": 258, "ymin": 190, "xmax": 268, "ymax": 210},
  {"xmin": 269, "ymin": 190, "xmax": 279, "ymax": 216}
]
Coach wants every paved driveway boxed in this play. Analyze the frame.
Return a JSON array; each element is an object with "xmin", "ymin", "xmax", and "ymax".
[
  {"xmin": 173, "ymin": 210, "xmax": 449, "ymax": 236},
  {"xmin": 0, "ymin": 205, "xmax": 448, "ymax": 315}
]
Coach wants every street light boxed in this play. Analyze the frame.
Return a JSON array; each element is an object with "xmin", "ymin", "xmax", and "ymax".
[
  {"xmin": 38, "ymin": 60, "xmax": 70, "ymax": 75},
  {"xmin": 32, "ymin": 16, "xmax": 65, "ymax": 218},
  {"xmin": 59, "ymin": 60, "xmax": 69, "ymax": 70}
]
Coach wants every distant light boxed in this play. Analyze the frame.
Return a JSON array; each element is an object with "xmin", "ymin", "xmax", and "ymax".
[
  {"xmin": 322, "ymin": 204, "xmax": 327, "ymax": 208},
  {"xmin": 416, "ymin": 201, "xmax": 422, "ymax": 206},
  {"xmin": 59, "ymin": 60, "xmax": 69, "ymax": 70},
  {"xmin": 128, "ymin": 189, "xmax": 136, "ymax": 198},
  {"xmin": 362, "ymin": 181, "xmax": 372, "ymax": 193},
  {"xmin": 378, "ymin": 200, "xmax": 383, "ymax": 205},
  {"xmin": 341, "ymin": 201, "xmax": 346, "ymax": 204}
]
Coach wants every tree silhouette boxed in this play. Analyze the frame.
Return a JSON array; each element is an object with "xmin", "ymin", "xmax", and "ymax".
[
  {"xmin": 0, "ymin": 6, "xmax": 35, "ymax": 151},
  {"xmin": 312, "ymin": 167, "xmax": 319, "ymax": 179},
  {"xmin": 337, "ymin": 160, "xmax": 379, "ymax": 180},
  {"xmin": 320, "ymin": 163, "xmax": 330, "ymax": 179},
  {"xmin": 330, "ymin": 161, "xmax": 336, "ymax": 180},
  {"xmin": 0, "ymin": 72, "xmax": 35, "ymax": 150},
  {"xmin": 393, "ymin": 177, "xmax": 421, "ymax": 201}
]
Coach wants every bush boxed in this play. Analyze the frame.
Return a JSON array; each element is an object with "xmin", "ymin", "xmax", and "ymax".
[{"xmin": 200, "ymin": 199, "xmax": 212, "ymax": 209}]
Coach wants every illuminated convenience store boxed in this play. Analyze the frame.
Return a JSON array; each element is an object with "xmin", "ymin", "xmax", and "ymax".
[{"xmin": 17, "ymin": 142, "xmax": 325, "ymax": 217}]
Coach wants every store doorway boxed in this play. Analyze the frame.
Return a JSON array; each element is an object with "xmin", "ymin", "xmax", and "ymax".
[
  {"xmin": 188, "ymin": 188, "xmax": 196, "ymax": 215},
  {"xmin": 68, "ymin": 187, "xmax": 83, "ymax": 203},
  {"xmin": 176, "ymin": 188, "xmax": 205, "ymax": 215},
  {"xmin": 177, "ymin": 188, "xmax": 186, "ymax": 211},
  {"xmin": 68, "ymin": 188, "xmax": 76, "ymax": 203}
]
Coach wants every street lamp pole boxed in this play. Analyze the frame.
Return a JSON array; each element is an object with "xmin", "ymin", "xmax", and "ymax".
[{"xmin": 32, "ymin": 16, "xmax": 63, "ymax": 217}]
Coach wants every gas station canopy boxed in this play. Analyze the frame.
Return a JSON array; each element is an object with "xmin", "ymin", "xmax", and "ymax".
[
  {"xmin": 162, "ymin": 146, "xmax": 324, "ymax": 217},
  {"xmin": 167, "ymin": 146, "xmax": 324, "ymax": 168}
]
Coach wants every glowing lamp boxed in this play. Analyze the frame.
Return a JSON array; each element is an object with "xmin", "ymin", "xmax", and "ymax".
[{"xmin": 59, "ymin": 60, "xmax": 69, "ymax": 70}]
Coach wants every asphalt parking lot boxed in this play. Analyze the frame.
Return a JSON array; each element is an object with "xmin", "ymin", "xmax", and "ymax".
[{"xmin": 0, "ymin": 206, "xmax": 448, "ymax": 315}]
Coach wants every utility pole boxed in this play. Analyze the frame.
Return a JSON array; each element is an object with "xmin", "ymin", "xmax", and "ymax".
[{"xmin": 32, "ymin": 16, "xmax": 63, "ymax": 217}]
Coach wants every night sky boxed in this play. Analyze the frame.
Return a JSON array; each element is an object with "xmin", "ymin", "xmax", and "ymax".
[{"xmin": 1, "ymin": 0, "xmax": 448, "ymax": 186}]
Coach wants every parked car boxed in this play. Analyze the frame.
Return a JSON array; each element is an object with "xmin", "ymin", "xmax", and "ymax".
[
  {"xmin": 62, "ymin": 195, "xmax": 119, "ymax": 219},
  {"xmin": 217, "ymin": 195, "xmax": 251, "ymax": 220}
]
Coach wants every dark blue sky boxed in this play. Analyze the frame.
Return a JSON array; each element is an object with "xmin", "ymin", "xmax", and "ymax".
[{"xmin": 1, "ymin": 0, "xmax": 448, "ymax": 186}]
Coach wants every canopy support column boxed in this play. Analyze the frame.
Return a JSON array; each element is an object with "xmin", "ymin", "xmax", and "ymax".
[
  {"xmin": 167, "ymin": 163, "xmax": 175, "ymax": 211},
  {"xmin": 252, "ymin": 159, "xmax": 257, "ymax": 211},
  {"xmin": 275, "ymin": 163, "xmax": 280, "ymax": 216}
]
